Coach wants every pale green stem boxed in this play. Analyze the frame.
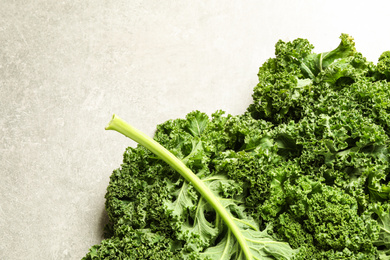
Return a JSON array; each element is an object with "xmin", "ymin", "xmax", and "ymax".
[{"xmin": 105, "ymin": 114, "xmax": 252, "ymax": 260}]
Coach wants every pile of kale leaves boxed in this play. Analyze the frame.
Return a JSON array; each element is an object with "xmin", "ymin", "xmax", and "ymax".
[{"xmin": 84, "ymin": 34, "xmax": 390, "ymax": 259}]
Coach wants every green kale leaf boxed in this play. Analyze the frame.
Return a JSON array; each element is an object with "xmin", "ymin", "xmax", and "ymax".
[{"xmin": 84, "ymin": 34, "xmax": 390, "ymax": 259}]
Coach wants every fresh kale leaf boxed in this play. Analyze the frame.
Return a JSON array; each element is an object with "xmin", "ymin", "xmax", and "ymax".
[{"xmin": 84, "ymin": 34, "xmax": 390, "ymax": 259}]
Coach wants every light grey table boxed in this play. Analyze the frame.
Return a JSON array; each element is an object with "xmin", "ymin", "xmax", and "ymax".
[{"xmin": 1, "ymin": 1, "xmax": 390, "ymax": 259}]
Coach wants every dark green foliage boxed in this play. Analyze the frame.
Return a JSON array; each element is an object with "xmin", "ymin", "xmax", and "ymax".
[{"xmin": 84, "ymin": 34, "xmax": 390, "ymax": 259}]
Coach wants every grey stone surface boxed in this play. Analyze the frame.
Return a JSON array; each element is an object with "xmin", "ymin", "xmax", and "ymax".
[{"xmin": 1, "ymin": 1, "xmax": 390, "ymax": 259}]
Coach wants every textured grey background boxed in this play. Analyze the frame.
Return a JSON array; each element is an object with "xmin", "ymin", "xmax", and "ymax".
[{"xmin": 1, "ymin": 1, "xmax": 390, "ymax": 259}]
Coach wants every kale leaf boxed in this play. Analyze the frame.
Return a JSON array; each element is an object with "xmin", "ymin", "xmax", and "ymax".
[{"xmin": 84, "ymin": 34, "xmax": 390, "ymax": 259}]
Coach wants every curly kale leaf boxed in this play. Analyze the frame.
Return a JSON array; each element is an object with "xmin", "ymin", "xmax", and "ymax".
[
  {"xmin": 84, "ymin": 34, "xmax": 390, "ymax": 259},
  {"xmin": 262, "ymin": 174, "xmax": 380, "ymax": 259},
  {"xmin": 85, "ymin": 111, "xmax": 296, "ymax": 260},
  {"xmin": 248, "ymin": 34, "xmax": 376, "ymax": 124},
  {"xmin": 247, "ymin": 36, "xmax": 315, "ymax": 123}
]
